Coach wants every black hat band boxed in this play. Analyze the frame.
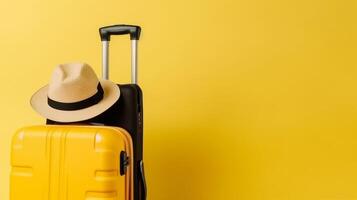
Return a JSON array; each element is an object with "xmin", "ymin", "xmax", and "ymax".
[{"xmin": 47, "ymin": 83, "xmax": 104, "ymax": 111}]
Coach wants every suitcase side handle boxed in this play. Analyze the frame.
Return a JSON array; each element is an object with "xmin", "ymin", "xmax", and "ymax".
[
  {"xmin": 139, "ymin": 160, "xmax": 147, "ymax": 200},
  {"xmin": 99, "ymin": 24, "xmax": 142, "ymax": 84},
  {"xmin": 99, "ymin": 25, "xmax": 141, "ymax": 41}
]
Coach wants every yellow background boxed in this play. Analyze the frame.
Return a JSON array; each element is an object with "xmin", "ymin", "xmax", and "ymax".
[{"xmin": 0, "ymin": 0, "xmax": 357, "ymax": 199}]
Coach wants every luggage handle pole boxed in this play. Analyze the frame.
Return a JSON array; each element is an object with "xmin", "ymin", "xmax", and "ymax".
[
  {"xmin": 131, "ymin": 39, "xmax": 138, "ymax": 84},
  {"xmin": 100, "ymin": 25, "xmax": 141, "ymax": 84},
  {"xmin": 102, "ymin": 41, "xmax": 109, "ymax": 80}
]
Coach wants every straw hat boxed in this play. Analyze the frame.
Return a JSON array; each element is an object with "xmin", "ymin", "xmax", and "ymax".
[{"xmin": 30, "ymin": 63, "xmax": 120, "ymax": 122}]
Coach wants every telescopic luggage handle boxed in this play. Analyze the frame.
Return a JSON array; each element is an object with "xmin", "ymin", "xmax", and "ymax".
[{"xmin": 99, "ymin": 25, "xmax": 142, "ymax": 84}]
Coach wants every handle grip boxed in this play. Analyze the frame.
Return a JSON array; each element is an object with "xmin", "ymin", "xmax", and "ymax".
[{"xmin": 99, "ymin": 25, "xmax": 141, "ymax": 41}]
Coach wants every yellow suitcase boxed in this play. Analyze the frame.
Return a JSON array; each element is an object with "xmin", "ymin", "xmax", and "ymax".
[{"xmin": 10, "ymin": 125, "xmax": 134, "ymax": 200}]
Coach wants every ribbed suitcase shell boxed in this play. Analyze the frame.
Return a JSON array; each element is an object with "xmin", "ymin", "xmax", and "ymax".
[{"xmin": 10, "ymin": 125, "xmax": 133, "ymax": 200}]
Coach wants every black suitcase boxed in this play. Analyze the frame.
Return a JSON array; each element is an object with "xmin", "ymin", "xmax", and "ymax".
[{"xmin": 47, "ymin": 25, "xmax": 147, "ymax": 200}]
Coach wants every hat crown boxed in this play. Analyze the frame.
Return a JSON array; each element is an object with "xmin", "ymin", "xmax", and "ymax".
[{"xmin": 48, "ymin": 63, "xmax": 99, "ymax": 103}]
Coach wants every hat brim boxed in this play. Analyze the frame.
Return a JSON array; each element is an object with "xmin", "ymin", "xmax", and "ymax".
[{"xmin": 30, "ymin": 80, "xmax": 120, "ymax": 123}]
